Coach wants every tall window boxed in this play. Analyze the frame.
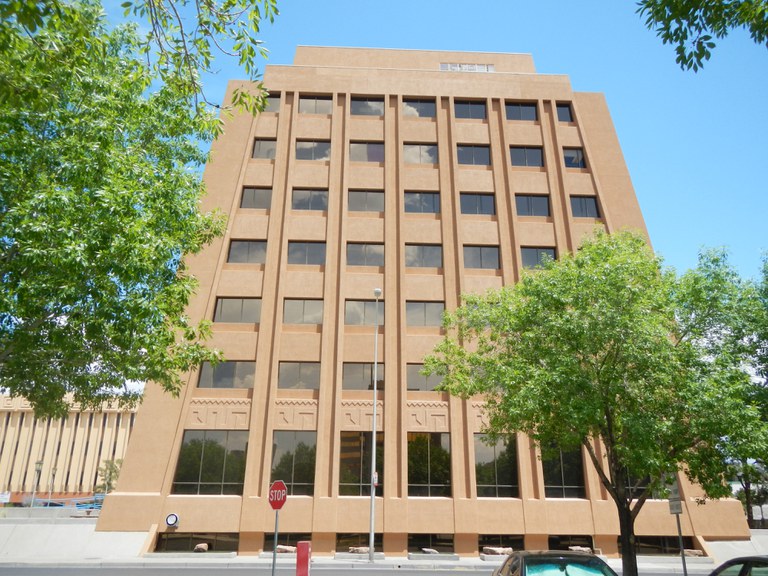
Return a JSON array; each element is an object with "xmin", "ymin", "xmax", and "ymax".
[
  {"xmin": 516, "ymin": 195, "xmax": 550, "ymax": 217},
  {"xmin": 292, "ymin": 189, "xmax": 328, "ymax": 211},
  {"xmin": 457, "ymin": 144, "xmax": 491, "ymax": 166},
  {"xmin": 408, "ymin": 432, "xmax": 451, "ymax": 496},
  {"xmin": 227, "ymin": 240, "xmax": 266, "ymax": 264},
  {"xmin": 403, "ymin": 143, "xmax": 439, "ymax": 164},
  {"xmin": 349, "ymin": 190, "xmax": 384, "ymax": 212},
  {"xmin": 556, "ymin": 103, "xmax": 573, "ymax": 122},
  {"xmin": 287, "ymin": 241, "xmax": 326, "ymax": 265},
  {"xmin": 563, "ymin": 148, "xmax": 587, "ymax": 168},
  {"xmin": 406, "ymin": 301, "xmax": 444, "ymax": 327},
  {"xmin": 241, "ymin": 187, "xmax": 272, "ymax": 209},
  {"xmin": 543, "ymin": 448, "xmax": 586, "ymax": 498},
  {"xmin": 271, "ymin": 431, "xmax": 316, "ymax": 495},
  {"xmin": 403, "ymin": 98, "xmax": 436, "ymax": 118},
  {"xmin": 214, "ymin": 297, "xmax": 261, "ymax": 323},
  {"xmin": 474, "ymin": 434, "xmax": 519, "ymax": 498},
  {"xmin": 252, "ymin": 139, "xmax": 277, "ymax": 159},
  {"xmin": 404, "ymin": 191, "xmax": 440, "ymax": 214},
  {"xmin": 198, "ymin": 361, "xmax": 255, "ymax": 389},
  {"xmin": 339, "ymin": 431, "xmax": 384, "ymax": 496},
  {"xmin": 344, "ymin": 300, "xmax": 384, "ymax": 326},
  {"xmin": 406, "ymin": 363, "xmax": 443, "ymax": 391},
  {"xmin": 455, "ymin": 100, "xmax": 487, "ymax": 119},
  {"xmin": 296, "ymin": 140, "xmax": 330, "ymax": 161},
  {"xmin": 521, "ymin": 247, "xmax": 556, "ymax": 269},
  {"xmin": 298, "ymin": 95, "xmax": 332, "ymax": 115},
  {"xmin": 283, "ymin": 299, "xmax": 323, "ymax": 324},
  {"xmin": 571, "ymin": 196, "xmax": 600, "ymax": 218},
  {"xmin": 349, "ymin": 142, "xmax": 384, "ymax": 162},
  {"xmin": 464, "ymin": 245, "xmax": 500, "ymax": 270},
  {"xmin": 342, "ymin": 363, "xmax": 384, "ymax": 390},
  {"xmin": 505, "ymin": 102, "xmax": 537, "ymax": 121},
  {"xmin": 347, "ymin": 243, "xmax": 384, "ymax": 266},
  {"xmin": 460, "ymin": 193, "xmax": 495, "ymax": 215},
  {"xmin": 405, "ymin": 244, "xmax": 443, "ymax": 268},
  {"xmin": 510, "ymin": 146, "xmax": 544, "ymax": 167},
  {"xmin": 350, "ymin": 97, "xmax": 384, "ymax": 116},
  {"xmin": 172, "ymin": 430, "xmax": 248, "ymax": 494},
  {"xmin": 278, "ymin": 362, "xmax": 321, "ymax": 390}
]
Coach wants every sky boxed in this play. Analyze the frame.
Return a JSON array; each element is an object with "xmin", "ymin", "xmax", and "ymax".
[{"xmin": 200, "ymin": 0, "xmax": 768, "ymax": 278}]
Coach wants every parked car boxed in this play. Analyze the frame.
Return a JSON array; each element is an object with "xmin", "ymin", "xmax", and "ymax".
[
  {"xmin": 708, "ymin": 556, "xmax": 768, "ymax": 576},
  {"xmin": 492, "ymin": 550, "xmax": 618, "ymax": 576}
]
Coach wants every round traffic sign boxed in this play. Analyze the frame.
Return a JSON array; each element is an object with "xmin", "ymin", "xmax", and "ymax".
[{"xmin": 269, "ymin": 480, "xmax": 287, "ymax": 510}]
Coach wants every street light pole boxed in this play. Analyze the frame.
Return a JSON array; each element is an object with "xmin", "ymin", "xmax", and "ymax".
[
  {"xmin": 368, "ymin": 287, "xmax": 382, "ymax": 563},
  {"xmin": 30, "ymin": 460, "xmax": 43, "ymax": 508},
  {"xmin": 47, "ymin": 467, "xmax": 57, "ymax": 505}
]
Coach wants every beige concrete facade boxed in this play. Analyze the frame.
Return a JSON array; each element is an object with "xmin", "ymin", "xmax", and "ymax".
[
  {"xmin": 0, "ymin": 395, "xmax": 135, "ymax": 503},
  {"xmin": 97, "ymin": 47, "xmax": 749, "ymax": 556}
]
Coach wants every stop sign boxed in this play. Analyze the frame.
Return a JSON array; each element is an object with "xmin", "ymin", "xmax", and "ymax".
[{"xmin": 269, "ymin": 480, "xmax": 287, "ymax": 510}]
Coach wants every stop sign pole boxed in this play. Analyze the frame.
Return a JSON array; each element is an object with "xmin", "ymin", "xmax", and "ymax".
[{"xmin": 269, "ymin": 480, "xmax": 287, "ymax": 576}]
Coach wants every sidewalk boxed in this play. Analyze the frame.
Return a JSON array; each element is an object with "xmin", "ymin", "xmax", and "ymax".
[{"xmin": 0, "ymin": 512, "xmax": 760, "ymax": 573}]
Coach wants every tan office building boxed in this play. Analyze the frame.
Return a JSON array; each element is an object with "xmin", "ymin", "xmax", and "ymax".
[{"xmin": 97, "ymin": 47, "xmax": 749, "ymax": 556}]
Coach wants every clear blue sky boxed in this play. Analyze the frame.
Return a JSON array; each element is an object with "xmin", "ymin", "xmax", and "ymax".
[{"xmin": 202, "ymin": 0, "xmax": 768, "ymax": 278}]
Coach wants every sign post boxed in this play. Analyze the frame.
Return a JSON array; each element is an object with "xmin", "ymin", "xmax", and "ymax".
[
  {"xmin": 269, "ymin": 480, "xmax": 287, "ymax": 576},
  {"xmin": 667, "ymin": 475, "xmax": 688, "ymax": 576}
]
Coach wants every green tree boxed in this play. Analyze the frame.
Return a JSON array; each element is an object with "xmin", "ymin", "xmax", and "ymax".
[
  {"xmin": 95, "ymin": 458, "xmax": 123, "ymax": 493},
  {"xmin": 0, "ymin": 0, "xmax": 229, "ymax": 416},
  {"xmin": 426, "ymin": 230, "xmax": 766, "ymax": 576},
  {"xmin": 637, "ymin": 0, "xmax": 768, "ymax": 71},
  {"xmin": 0, "ymin": 0, "xmax": 277, "ymax": 110}
]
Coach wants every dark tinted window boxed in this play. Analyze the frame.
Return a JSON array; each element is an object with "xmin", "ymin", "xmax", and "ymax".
[
  {"xmin": 457, "ymin": 145, "xmax": 491, "ymax": 166},
  {"xmin": 455, "ymin": 100, "xmax": 487, "ymax": 119},
  {"xmin": 557, "ymin": 103, "xmax": 574, "ymax": 122},
  {"xmin": 571, "ymin": 196, "xmax": 600, "ymax": 218},
  {"xmin": 403, "ymin": 98, "xmax": 436, "ymax": 118},
  {"xmin": 460, "ymin": 193, "xmax": 495, "ymax": 215},
  {"xmin": 510, "ymin": 146, "xmax": 544, "ymax": 167},
  {"xmin": 516, "ymin": 195, "xmax": 550, "ymax": 217},
  {"xmin": 505, "ymin": 102, "xmax": 538, "ymax": 121}
]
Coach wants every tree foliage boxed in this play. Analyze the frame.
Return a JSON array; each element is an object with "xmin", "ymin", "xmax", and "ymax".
[
  {"xmin": 0, "ymin": 0, "xmax": 229, "ymax": 416},
  {"xmin": 0, "ymin": 0, "xmax": 277, "ymax": 110},
  {"xmin": 637, "ymin": 0, "xmax": 768, "ymax": 71},
  {"xmin": 95, "ymin": 458, "xmax": 123, "ymax": 493},
  {"xmin": 426, "ymin": 230, "xmax": 767, "ymax": 576}
]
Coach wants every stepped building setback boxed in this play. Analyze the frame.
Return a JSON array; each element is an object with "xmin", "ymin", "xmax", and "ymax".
[{"xmin": 96, "ymin": 47, "xmax": 750, "ymax": 556}]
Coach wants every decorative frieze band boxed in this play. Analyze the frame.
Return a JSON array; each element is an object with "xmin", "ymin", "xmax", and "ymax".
[
  {"xmin": 0, "ymin": 394, "xmax": 137, "ymax": 414},
  {"xmin": 339, "ymin": 399, "xmax": 383, "ymax": 431},
  {"xmin": 273, "ymin": 398, "xmax": 317, "ymax": 430},
  {"xmin": 187, "ymin": 398, "xmax": 251, "ymax": 430},
  {"xmin": 406, "ymin": 400, "xmax": 450, "ymax": 432}
]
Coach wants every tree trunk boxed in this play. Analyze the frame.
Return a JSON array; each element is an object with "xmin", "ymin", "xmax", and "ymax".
[
  {"xmin": 617, "ymin": 499, "xmax": 638, "ymax": 576},
  {"xmin": 744, "ymin": 477, "xmax": 754, "ymax": 528}
]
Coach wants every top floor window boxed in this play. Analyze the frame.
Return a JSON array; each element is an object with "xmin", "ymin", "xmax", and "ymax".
[
  {"xmin": 299, "ymin": 95, "xmax": 332, "ymax": 115},
  {"xmin": 296, "ymin": 140, "xmax": 330, "ymax": 161},
  {"xmin": 403, "ymin": 98, "xmax": 436, "ymax": 118},
  {"xmin": 455, "ymin": 100, "xmax": 487, "ymax": 120},
  {"xmin": 556, "ymin": 103, "xmax": 573, "ymax": 122},
  {"xmin": 264, "ymin": 93, "xmax": 280, "ymax": 113},
  {"xmin": 351, "ymin": 97, "xmax": 384, "ymax": 116},
  {"xmin": 505, "ymin": 102, "xmax": 537, "ymax": 121},
  {"xmin": 253, "ymin": 139, "xmax": 277, "ymax": 160}
]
